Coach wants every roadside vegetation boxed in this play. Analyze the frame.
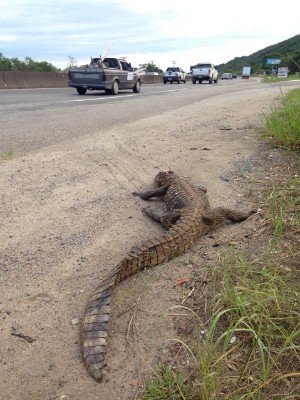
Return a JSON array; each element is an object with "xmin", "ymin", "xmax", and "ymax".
[
  {"xmin": 217, "ymin": 34, "xmax": 300, "ymax": 76},
  {"xmin": 0, "ymin": 149, "xmax": 18, "ymax": 161},
  {"xmin": 261, "ymin": 87, "xmax": 300, "ymax": 150},
  {"xmin": 263, "ymin": 74, "xmax": 300, "ymax": 83},
  {"xmin": 0, "ymin": 53, "xmax": 58, "ymax": 72},
  {"xmin": 141, "ymin": 88, "xmax": 300, "ymax": 399}
]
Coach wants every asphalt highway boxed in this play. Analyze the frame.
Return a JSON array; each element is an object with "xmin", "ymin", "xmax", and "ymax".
[{"xmin": 1, "ymin": 78, "xmax": 299, "ymax": 154}]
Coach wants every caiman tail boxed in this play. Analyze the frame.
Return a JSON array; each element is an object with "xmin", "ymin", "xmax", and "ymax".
[{"xmin": 81, "ymin": 211, "xmax": 199, "ymax": 381}]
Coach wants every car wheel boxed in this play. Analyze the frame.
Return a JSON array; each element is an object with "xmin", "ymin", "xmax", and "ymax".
[
  {"xmin": 170, "ymin": 81, "xmax": 173, "ymax": 84},
  {"xmin": 177, "ymin": 80, "xmax": 180, "ymax": 84},
  {"xmin": 163, "ymin": 80, "xmax": 167, "ymax": 84},
  {"xmin": 111, "ymin": 80, "xmax": 119, "ymax": 95},
  {"xmin": 214, "ymin": 79, "xmax": 218, "ymax": 83},
  {"xmin": 77, "ymin": 87, "xmax": 87, "ymax": 95},
  {"xmin": 209, "ymin": 79, "xmax": 212, "ymax": 84},
  {"xmin": 192, "ymin": 78, "xmax": 196, "ymax": 84},
  {"xmin": 199, "ymin": 80, "xmax": 202, "ymax": 84},
  {"xmin": 183, "ymin": 80, "xmax": 186, "ymax": 83},
  {"xmin": 133, "ymin": 80, "xmax": 141, "ymax": 93}
]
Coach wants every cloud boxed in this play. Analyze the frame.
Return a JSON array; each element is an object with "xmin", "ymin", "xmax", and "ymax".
[{"xmin": 0, "ymin": 0, "xmax": 299, "ymax": 70}]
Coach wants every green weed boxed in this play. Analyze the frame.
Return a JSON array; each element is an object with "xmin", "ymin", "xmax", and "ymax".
[
  {"xmin": 143, "ymin": 251, "xmax": 300, "ymax": 400},
  {"xmin": 0, "ymin": 149, "xmax": 17, "ymax": 160},
  {"xmin": 143, "ymin": 364, "xmax": 190, "ymax": 400},
  {"xmin": 261, "ymin": 87, "xmax": 300, "ymax": 150}
]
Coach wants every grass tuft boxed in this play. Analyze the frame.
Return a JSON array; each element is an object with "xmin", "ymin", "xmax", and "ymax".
[
  {"xmin": 143, "ymin": 364, "xmax": 190, "ymax": 400},
  {"xmin": 261, "ymin": 87, "xmax": 300, "ymax": 150},
  {"xmin": 0, "ymin": 149, "xmax": 18, "ymax": 160}
]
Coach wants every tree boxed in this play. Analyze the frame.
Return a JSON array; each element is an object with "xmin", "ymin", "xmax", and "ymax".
[
  {"xmin": 0, "ymin": 54, "xmax": 58, "ymax": 72},
  {"xmin": 0, "ymin": 53, "xmax": 12, "ymax": 70},
  {"xmin": 146, "ymin": 62, "xmax": 163, "ymax": 74},
  {"xmin": 286, "ymin": 52, "xmax": 300, "ymax": 74}
]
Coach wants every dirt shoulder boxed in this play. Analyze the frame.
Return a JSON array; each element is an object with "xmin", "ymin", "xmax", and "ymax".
[{"xmin": 0, "ymin": 85, "xmax": 294, "ymax": 400}]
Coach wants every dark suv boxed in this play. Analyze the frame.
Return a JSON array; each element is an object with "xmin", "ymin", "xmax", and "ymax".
[{"xmin": 163, "ymin": 67, "xmax": 186, "ymax": 84}]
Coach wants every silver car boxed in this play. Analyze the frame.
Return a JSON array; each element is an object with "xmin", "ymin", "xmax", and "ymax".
[{"xmin": 221, "ymin": 73, "xmax": 232, "ymax": 80}]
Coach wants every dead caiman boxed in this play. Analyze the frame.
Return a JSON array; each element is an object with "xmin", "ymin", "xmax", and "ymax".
[{"xmin": 81, "ymin": 171, "xmax": 253, "ymax": 381}]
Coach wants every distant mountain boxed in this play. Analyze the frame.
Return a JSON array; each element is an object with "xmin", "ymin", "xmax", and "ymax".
[{"xmin": 217, "ymin": 34, "xmax": 300, "ymax": 75}]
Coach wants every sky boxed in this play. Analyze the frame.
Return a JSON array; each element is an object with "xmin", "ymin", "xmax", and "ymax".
[{"xmin": 0, "ymin": 0, "xmax": 299, "ymax": 71}]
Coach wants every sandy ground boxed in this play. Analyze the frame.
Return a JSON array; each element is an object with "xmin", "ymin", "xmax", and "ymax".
[{"xmin": 0, "ymin": 86, "xmax": 293, "ymax": 400}]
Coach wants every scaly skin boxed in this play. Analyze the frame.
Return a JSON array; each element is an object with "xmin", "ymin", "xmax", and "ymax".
[{"xmin": 81, "ymin": 171, "xmax": 252, "ymax": 381}]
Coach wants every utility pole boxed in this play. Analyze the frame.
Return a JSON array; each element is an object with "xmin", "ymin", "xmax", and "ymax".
[{"xmin": 172, "ymin": 60, "xmax": 176, "ymax": 67}]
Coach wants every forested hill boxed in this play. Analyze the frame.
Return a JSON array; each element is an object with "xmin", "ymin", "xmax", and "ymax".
[{"xmin": 217, "ymin": 34, "xmax": 300, "ymax": 74}]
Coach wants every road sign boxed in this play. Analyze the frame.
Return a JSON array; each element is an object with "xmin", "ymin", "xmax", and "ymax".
[
  {"xmin": 266, "ymin": 59, "xmax": 281, "ymax": 65},
  {"xmin": 278, "ymin": 67, "xmax": 288, "ymax": 78}
]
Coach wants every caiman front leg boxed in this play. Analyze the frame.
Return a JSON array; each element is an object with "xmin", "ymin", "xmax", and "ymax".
[
  {"xmin": 133, "ymin": 183, "xmax": 181, "ymax": 228},
  {"xmin": 143, "ymin": 207, "xmax": 181, "ymax": 229},
  {"xmin": 133, "ymin": 184, "xmax": 168, "ymax": 200}
]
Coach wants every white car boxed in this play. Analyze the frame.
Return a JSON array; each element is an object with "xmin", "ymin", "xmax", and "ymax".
[{"xmin": 221, "ymin": 73, "xmax": 232, "ymax": 80}]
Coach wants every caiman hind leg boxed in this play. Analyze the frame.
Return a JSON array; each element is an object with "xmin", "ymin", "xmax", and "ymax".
[
  {"xmin": 202, "ymin": 206, "xmax": 254, "ymax": 226},
  {"xmin": 143, "ymin": 206, "xmax": 181, "ymax": 229}
]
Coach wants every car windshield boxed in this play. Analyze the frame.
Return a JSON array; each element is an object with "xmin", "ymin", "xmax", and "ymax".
[
  {"xmin": 196, "ymin": 64, "xmax": 211, "ymax": 68},
  {"xmin": 166, "ymin": 68, "xmax": 179, "ymax": 72}
]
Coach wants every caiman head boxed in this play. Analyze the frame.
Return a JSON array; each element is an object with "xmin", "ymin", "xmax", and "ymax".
[{"xmin": 154, "ymin": 171, "xmax": 175, "ymax": 187}]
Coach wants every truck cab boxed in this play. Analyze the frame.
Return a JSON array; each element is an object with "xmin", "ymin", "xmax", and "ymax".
[
  {"xmin": 191, "ymin": 63, "xmax": 218, "ymax": 84},
  {"xmin": 68, "ymin": 57, "xmax": 142, "ymax": 95}
]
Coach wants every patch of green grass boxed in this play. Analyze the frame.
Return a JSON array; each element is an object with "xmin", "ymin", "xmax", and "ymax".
[
  {"xmin": 142, "ymin": 248, "xmax": 299, "ymax": 400},
  {"xmin": 267, "ymin": 176, "xmax": 300, "ymax": 244},
  {"xmin": 261, "ymin": 87, "xmax": 300, "ymax": 150},
  {"xmin": 0, "ymin": 149, "xmax": 17, "ymax": 160},
  {"xmin": 143, "ymin": 364, "xmax": 191, "ymax": 400},
  {"xmin": 211, "ymin": 251, "xmax": 300, "ymax": 399}
]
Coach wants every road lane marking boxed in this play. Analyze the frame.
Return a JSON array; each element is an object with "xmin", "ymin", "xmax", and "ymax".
[
  {"xmin": 143, "ymin": 88, "xmax": 189, "ymax": 95},
  {"xmin": 72, "ymin": 94, "xmax": 136, "ymax": 102}
]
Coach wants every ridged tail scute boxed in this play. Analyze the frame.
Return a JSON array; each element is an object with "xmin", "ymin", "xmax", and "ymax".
[
  {"xmin": 80, "ymin": 248, "xmax": 152, "ymax": 381},
  {"xmin": 81, "ymin": 267, "xmax": 117, "ymax": 382}
]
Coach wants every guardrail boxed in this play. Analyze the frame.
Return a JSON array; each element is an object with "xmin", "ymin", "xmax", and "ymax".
[
  {"xmin": 0, "ymin": 71, "xmax": 69, "ymax": 89},
  {"xmin": 0, "ymin": 71, "xmax": 191, "ymax": 89}
]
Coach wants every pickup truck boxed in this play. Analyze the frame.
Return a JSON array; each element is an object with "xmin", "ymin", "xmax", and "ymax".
[
  {"xmin": 68, "ymin": 57, "xmax": 142, "ymax": 95},
  {"xmin": 191, "ymin": 63, "xmax": 218, "ymax": 84},
  {"xmin": 163, "ymin": 67, "xmax": 186, "ymax": 84}
]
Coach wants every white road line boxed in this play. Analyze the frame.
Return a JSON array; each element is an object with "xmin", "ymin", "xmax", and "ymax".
[
  {"xmin": 143, "ymin": 88, "xmax": 189, "ymax": 95},
  {"xmin": 72, "ymin": 94, "xmax": 136, "ymax": 102}
]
